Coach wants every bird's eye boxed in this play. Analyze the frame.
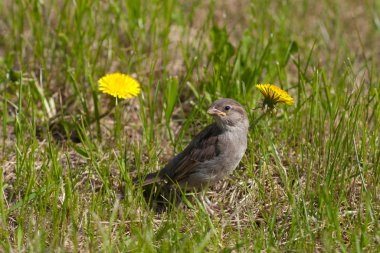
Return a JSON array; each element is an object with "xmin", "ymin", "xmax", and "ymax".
[{"xmin": 224, "ymin": 105, "xmax": 231, "ymax": 111}]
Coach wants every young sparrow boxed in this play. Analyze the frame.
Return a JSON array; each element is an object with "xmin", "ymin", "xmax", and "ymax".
[{"xmin": 137, "ymin": 98, "xmax": 249, "ymax": 213}]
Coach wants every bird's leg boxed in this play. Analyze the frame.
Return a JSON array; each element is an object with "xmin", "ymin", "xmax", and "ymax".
[
  {"xmin": 204, "ymin": 195, "xmax": 218, "ymax": 208},
  {"xmin": 198, "ymin": 192, "xmax": 218, "ymax": 215}
]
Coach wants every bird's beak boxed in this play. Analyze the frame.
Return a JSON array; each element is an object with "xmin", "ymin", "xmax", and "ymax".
[{"xmin": 207, "ymin": 107, "xmax": 226, "ymax": 117}]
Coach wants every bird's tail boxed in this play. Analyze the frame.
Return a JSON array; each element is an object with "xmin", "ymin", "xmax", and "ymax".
[{"xmin": 133, "ymin": 171, "xmax": 163, "ymax": 186}]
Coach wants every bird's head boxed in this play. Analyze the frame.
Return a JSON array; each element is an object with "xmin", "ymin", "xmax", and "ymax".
[{"xmin": 207, "ymin": 98, "xmax": 249, "ymax": 130}]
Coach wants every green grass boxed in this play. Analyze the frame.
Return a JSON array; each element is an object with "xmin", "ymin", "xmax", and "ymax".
[{"xmin": 1, "ymin": 0, "xmax": 379, "ymax": 251}]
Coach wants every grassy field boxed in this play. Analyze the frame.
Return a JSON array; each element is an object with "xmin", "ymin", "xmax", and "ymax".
[{"xmin": 1, "ymin": 0, "xmax": 379, "ymax": 251}]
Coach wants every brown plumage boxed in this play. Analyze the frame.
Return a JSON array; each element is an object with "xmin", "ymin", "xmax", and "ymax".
[{"xmin": 135, "ymin": 98, "xmax": 249, "ymax": 192}]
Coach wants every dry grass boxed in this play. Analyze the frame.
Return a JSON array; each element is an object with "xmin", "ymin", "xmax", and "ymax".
[{"xmin": 0, "ymin": 0, "xmax": 379, "ymax": 251}]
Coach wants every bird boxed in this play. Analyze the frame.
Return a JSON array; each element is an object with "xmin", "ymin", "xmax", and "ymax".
[{"xmin": 135, "ymin": 98, "xmax": 249, "ymax": 213}]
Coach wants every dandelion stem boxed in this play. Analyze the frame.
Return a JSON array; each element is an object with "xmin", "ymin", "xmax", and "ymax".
[
  {"xmin": 115, "ymin": 97, "xmax": 121, "ymax": 141},
  {"xmin": 251, "ymin": 112, "xmax": 267, "ymax": 127}
]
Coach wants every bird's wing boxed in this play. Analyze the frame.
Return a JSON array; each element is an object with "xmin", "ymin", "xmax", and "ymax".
[{"xmin": 162, "ymin": 123, "xmax": 222, "ymax": 182}]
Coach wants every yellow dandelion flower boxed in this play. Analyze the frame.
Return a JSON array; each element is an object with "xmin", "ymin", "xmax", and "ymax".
[
  {"xmin": 256, "ymin": 84, "xmax": 294, "ymax": 109},
  {"xmin": 99, "ymin": 73, "xmax": 141, "ymax": 99}
]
